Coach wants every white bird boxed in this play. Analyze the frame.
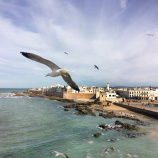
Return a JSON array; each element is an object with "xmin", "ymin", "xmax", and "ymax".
[
  {"xmin": 51, "ymin": 151, "xmax": 69, "ymax": 158},
  {"xmin": 20, "ymin": 52, "xmax": 80, "ymax": 91}
]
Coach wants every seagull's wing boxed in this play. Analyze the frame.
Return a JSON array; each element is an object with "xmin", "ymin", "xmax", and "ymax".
[
  {"xmin": 21, "ymin": 52, "xmax": 60, "ymax": 71},
  {"xmin": 94, "ymin": 65, "xmax": 99, "ymax": 70},
  {"xmin": 63, "ymin": 153, "xmax": 69, "ymax": 158},
  {"xmin": 61, "ymin": 72, "xmax": 79, "ymax": 91}
]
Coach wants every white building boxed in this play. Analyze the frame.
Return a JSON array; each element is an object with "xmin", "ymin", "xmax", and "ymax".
[
  {"xmin": 106, "ymin": 83, "xmax": 110, "ymax": 91},
  {"xmin": 150, "ymin": 88, "xmax": 158, "ymax": 101},
  {"xmin": 117, "ymin": 87, "xmax": 150, "ymax": 100}
]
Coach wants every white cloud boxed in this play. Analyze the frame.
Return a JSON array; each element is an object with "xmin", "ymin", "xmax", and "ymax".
[
  {"xmin": 120, "ymin": 0, "xmax": 127, "ymax": 9},
  {"xmin": 0, "ymin": 0, "xmax": 158, "ymax": 88}
]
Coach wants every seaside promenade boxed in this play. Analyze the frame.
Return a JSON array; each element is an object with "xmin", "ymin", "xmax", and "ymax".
[{"xmin": 114, "ymin": 101, "xmax": 158, "ymax": 119}]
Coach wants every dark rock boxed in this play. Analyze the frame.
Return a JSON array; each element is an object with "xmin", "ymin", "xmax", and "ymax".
[
  {"xmin": 136, "ymin": 120, "xmax": 150, "ymax": 126},
  {"xmin": 99, "ymin": 112, "xmax": 115, "ymax": 118},
  {"xmin": 64, "ymin": 108, "xmax": 69, "ymax": 111},
  {"xmin": 81, "ymin": 109, "xmax": 89, "ymax": 114},
  {"xmin": 93, "ymin": 133, "xmax": 102, "ymax": 137},
  {"xmin": 91, "ymin": 112, "xmax": 96, "ymax": 116},
  {"xmin": 115, "ymin": 120, "xmax": 140, "ymax": 131},
  {"xmin": 75, "ymin": 111, "xmax": 80, "ymax": 115},
  {"xmin": 115, "ymin": 120, "xmax": 124, "ymax": 126},
  {"xmin": 98, "ymin": 124, "xmax": 109, "ymax": 130}
]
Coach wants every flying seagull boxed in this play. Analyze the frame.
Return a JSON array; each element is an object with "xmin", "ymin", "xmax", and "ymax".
[
  {"xmin": 64, "ymin": 52, "xmax": 68, "ymax": 55},
  {"xmin": 50, "ymin": 151, "xmax": 69, "ymax": 158},
  {"xmin": 20, "ymin": 52, "xmax": 79, "ymax": 91},
  {"xmin": 94, "ymin": 65, "xmax": 99, "ymax": 70},
  {"xmin": 146, "ymin": 34, "xmax": 153, "ymax": 36}
]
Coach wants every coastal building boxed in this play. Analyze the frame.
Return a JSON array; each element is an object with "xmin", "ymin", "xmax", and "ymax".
[
  {"xmin": 27, "ymin": 84, "xmax": 106, "ymax": 101},
  {"xmin": 99, "ymin": 91, "xmax": 122, "ymax": 102},
  {"xmin": 106, "ymin": 83, "xmax": 110, "ymax": 91},
  {"xmin": 79, "ymin": 86, "xmax": 104, "ymax": 94},
  {"xmin": 116, "ymin": 87, "xmax": 150, "ymax": 100},
  {"xmin": 150, "ymin": 88, "xmax": 158, "ymax": 101},
  {"xmin": 97, "ymin": 83, "xmax": 122, "ymax": 102}
]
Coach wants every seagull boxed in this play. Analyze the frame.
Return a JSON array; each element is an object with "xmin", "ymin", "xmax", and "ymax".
[
  {"xmin": 64, "ymin": 52, "xmax": 68, "ymax": 55},
  {"xmin": 146, "ymin": 34, "xmax": 153, "ymax": 36},
  {"xmin": 20, "ymin": 52, "xmax": 80, "ymax": 91},
  {"xmin": 51, "ymin": 151, "xmax": 69, "ymax": 158},
  {"xmin": 94, "ymin": 65, "xmax": 99, "ymax": 70}
]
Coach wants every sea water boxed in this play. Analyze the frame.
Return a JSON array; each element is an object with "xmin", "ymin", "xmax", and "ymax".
[{"xmin": 0, "ymin": 88, "xmax": 158, "ymax": 158}]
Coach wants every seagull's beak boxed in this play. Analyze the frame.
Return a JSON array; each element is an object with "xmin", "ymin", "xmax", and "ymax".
[{"xmin": 45, "ymin": 75, "xmax": 48, "ymax": 77}]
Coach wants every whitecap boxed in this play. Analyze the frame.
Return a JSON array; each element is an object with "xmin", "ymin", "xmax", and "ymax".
[{"xmin": 88, "ymin": 141, "xmax": 93, "ymax": 144}]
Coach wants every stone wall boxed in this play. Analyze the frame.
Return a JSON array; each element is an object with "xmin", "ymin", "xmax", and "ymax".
[
  {"xmin": 106, "ymin": 98, "xmax": 123, "ymax": 102},
  {"xmin": 45, "ymin": 90, "xmax": 63, "ymax": 98},
  {"xmin": 114, "ymin": 103, "xmax": 158, "ymax": 119},
  {"xmin": 63, "ymin": 92, "xmax": 96, "ymax": 100}
]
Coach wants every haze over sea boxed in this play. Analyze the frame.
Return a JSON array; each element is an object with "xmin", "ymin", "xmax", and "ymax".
[{"xmin": 1, "ymin": 88, "xmax": 158, "ymax": 158}]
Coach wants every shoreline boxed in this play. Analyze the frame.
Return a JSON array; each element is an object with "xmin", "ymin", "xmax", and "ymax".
[
  {"xmin": 12, "ymin": 91, "xmax": 158, "ymax": 139},
  {"xmin": 12, "ymin": 91, "xmax": 157, "ymax": 121}
]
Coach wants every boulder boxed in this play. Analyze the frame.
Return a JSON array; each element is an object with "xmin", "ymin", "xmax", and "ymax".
[
  {"xmin": 98, "ymin": 124, "xmax": 109, "ymax": 130},
  {"xmin": 115, "ymin": 120, "xmax": 140, "ymax": 131},
  {"xmin": 91, "ymin": 112, "xmax": 96, "ymax": 116},
  {"xmin": 93, "ymin": 133, "xmax": 102, "ymax": 137},
  {"xmin": 64, "ymin": 108, "xmax": 69, "ymax": 111}
]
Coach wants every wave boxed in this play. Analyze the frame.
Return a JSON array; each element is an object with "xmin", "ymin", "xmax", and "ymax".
[{"xmin": 0, "ymin": 92, "xmax": 22, "ymax": 99}]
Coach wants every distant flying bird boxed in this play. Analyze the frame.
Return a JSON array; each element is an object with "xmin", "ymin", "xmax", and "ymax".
[
  {"xmin": 50, "ymin": 151, "xmax": 69, "ymax": 158},
  {"xmin": 94, "ymin": 65, "xmax": 99, "ymax": 70},
  {"xmin": 64, "ymin": 52, "xmax": 68, "ymax": 55},
  {"xmin": 20, "ymin": 52, "xmax": 80, "ymax": 91},
  {"xmin": 146, "ymin": 34, "xmax": 153, "ymax": 36}
]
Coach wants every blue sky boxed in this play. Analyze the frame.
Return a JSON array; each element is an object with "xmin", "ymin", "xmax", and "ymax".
[{"xmin": 0, "ymin": 0, "xmax": 158, "ymax": 88}]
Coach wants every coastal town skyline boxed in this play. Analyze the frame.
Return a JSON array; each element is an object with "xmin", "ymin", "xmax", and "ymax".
[{"xmin": 0, "ymin": 0, "xmax": 158, "ymax": 88}]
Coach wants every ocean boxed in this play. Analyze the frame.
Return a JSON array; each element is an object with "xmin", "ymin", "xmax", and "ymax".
[{"xmin": 0, "ymin": 88, "xmax": 158, "ymax": 158}]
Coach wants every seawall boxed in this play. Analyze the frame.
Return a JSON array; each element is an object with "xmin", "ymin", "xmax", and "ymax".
[
  {"xmin": 114, "ymin": 103, "xmax": 158, "ymax": 119},
  {"xmin": 63, "ymin": 92, "xmax": 96, "ymax": 100}
]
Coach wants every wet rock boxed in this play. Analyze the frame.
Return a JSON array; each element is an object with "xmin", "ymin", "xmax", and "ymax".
[
  {"xmin": 135, "ymin": 120, "xmax": 150, "ymax": 126},
  {"xmin": 98, "ymin": 124, "xmax": 109, "ymax": 130},
  {"xmin": 115, "ymin": 120, "xmax": 140, "ymax": 131},
  {"xmin": 64, "ymin": 104, "xmax": 76, "ymax": 108},
  {"xmin": 64, "ymin": 108, "xmax": 69, "ymax": 111},
  {"xmin": 75, "ymin": 111, "xmax": 80, "ymax": 115},
  {"xmin": 110, "ymin": 147, "xmax": 115, "ymax": 150},
  {"xmin": 91, "ymin": 112, "xmax": 96, "ymax": 116},
  {"xmin": 93, "ymin": 133, "xmax": 102, "ymax": 137},
  {"xmin": 115, "ymin": 120, "xmax": 124, "ymax": 126},
  {"xmin": 125, "ymin": 133, "xmax": 137, "ymax": 138},
  {"xmin": 107, "ymin": 139, "xmax": 116, "ymax": 142},
  {"xmin": 99, "ymin": 112, "xmax": 115, "ymax": 118}
]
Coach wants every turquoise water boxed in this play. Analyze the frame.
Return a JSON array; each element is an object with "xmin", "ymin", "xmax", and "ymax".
[{"xmin": 0, "ymin": 89, "xmax": 158, "ymax": 158}]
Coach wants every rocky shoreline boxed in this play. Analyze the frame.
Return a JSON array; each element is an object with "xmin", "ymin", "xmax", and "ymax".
[
  {"xmin": 12, "ymin": 91, "xmax": 149, "ymax": 139},
  {"xmin": 12, "ymin": 91, "xmax": 148, "ymax": 122}
]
